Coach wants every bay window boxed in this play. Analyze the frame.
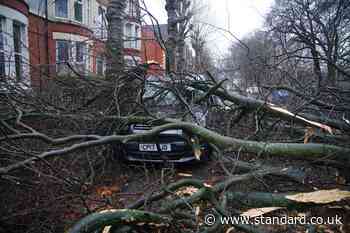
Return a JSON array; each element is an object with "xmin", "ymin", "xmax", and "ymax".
[{"xmin": 56, "ymin": 40, "xmax": 88, "ymax": 74}]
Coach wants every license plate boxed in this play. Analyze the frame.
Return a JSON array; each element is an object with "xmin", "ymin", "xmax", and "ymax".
[
  {"xmin": 139, "ymin": 144, "xmax": 171, "ymax": 152},
  {"xmin": 159, "ymin": 144, "xmax": 171, "ymax": 152}
]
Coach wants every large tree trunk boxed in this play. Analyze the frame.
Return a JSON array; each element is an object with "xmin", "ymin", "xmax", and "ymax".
[
  {"xmin": 106, "ymin": 0, "xmax": 142, "ymax": 115},
  {"xmin": 165, "ymin": 0, "xmax": 178, "ymax": 74},
  {"xmin": 106, "ymin": 0, "xmax": 126, "ymax": 78},
  {"xmin": 67, "ymin": 209, "xmax": 171, "ymax": 233},
  {"xmin": 1, "ymin": 120, "xmax": 349, "ymax": 175},
  {"xmin": 176, "ymin": 0, "xmax": 191, "ymax": 75}
]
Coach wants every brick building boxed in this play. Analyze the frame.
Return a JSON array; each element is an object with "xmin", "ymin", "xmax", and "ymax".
[
  {"xmin": 141, "ymin": 24, "xmax": 167, "ymax": 76},
  {"xmin": 0, "ymin": 0, "xmax": 142, "ymax": 89},
  {"xmin": 141, "ymin": 23, "xmax": 194, "ymax": 76}
]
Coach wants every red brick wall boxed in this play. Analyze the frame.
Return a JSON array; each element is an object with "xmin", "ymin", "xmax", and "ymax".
[
  {"xmin": 141, "ymin": 27, "xmax": 165, "ymax": 75},
  {"xmin": 91, "ymin": 40, "xmax": 105, "ymax": 73},
  {"xmin": 124, "ymin": 48, "xmax": 141, "ymax": 57},
  {"xmin": 47, "ymin": 21, "xmax": 93, "ymax": 65},
  {"xmin": 0, "ymin": 0, "xmax": 28, "ymax": 16},
  {"xmin": 28, "ymin": 14, "xmax": 50, "ymax": 89},
  {"xmin": 28, "ymin": 14, "xmax": 95, "ymax": 87}
]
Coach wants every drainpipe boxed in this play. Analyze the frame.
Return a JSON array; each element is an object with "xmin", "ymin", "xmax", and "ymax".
[{"xmin": 45, "ymin": 0, "xmax": 50, "ymax": 82}]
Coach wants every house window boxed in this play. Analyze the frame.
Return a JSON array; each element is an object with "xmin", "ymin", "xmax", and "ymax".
[
  {"xmin": 56, "ymin": 0, "xmax": 68, "ymax": 18},
  {"xmin": 134, "ymin": 25, "xmax": 140, "ymax": 49},
  {"xmin": 125, "ymin": 23, "xmax": 132, "ymax": 48},
  {"xmin": 96, "ymin": 6, "xmax": 107, "ymax": 39},
  {"xmin": 56, "ymin": 40, "xmax": 70, "ymax": 63},
  {"xmin": 0, "ymin": 17, "xmax": 5, "ymax": 77},
  {"xmin": 56, "ymin": 40, "xmax": 70, "ymax": 73},
  {"xmin": 74, "ymin": 0, "xmax": 83, "ymax": 22},
  {"xmin": 75, "ymin": 41, "xmax": 87, "ymax": 73},
  {"xmin": 13, "ymin": 21, "xmax": 24, "ymax": 81},
  {"xmin": 96, "ymin": 56, "xmax": 104, "ymax": 75},
  {"xmin": 56, "ymin": 40, "xmax": 89, "ymax": 74},
  {"xmin": 76, "ymin": 42, "xmax": 85, "ymax": 63},
  {"xmin": 28, "ymin": 0, "xmax": 47, "ymax": 17},
  {"xmin": 128, "ymin": 0, "xmax": 137, "ymax": 17},
  {"xmin": 125, "ymin": 23, "xmax": 140, "ymax": 49}
]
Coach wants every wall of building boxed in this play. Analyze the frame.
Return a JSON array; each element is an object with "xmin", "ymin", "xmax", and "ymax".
[
  {"xmin": 123, "ymin": 0, "xmax": 141, "ymax": 63},
  {"xmin": 28, "ymin": 0, "xmax": 104, "ymax": 87},
  {"xmin": 28, "ymin": 12, "xmax": 94, "ymax": 87},
  {"xmin": 0, "ymin": 0, "xmax": 29, "ymax": 16},
  {"xmin": 46, "ymin": 0, "xmax": 91, "ymax": 28},
  {"xmin": 1, "ymin": 0, "xmax": 143, "ymax": 88},
  {"xmin": 141, "ymin": 26, "xmax": 165, "ymax": 76},
  {"xmin": 28, "ymin": 13, "xmax": 49, "ymax": 88}
]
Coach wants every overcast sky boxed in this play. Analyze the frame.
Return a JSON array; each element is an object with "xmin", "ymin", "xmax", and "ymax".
[{"xmin": 143, "ymin": 0, "xmax": 275, "ymax": 58}]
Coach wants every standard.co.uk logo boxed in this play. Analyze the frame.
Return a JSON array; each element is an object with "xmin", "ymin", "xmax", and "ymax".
[{"xmin": 204, "ymin": 214, "xmax": 343, "ymax": 226}]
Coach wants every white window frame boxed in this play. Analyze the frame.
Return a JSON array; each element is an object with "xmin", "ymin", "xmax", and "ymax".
[
  {"xmin": 74, "ymin": 41, "xmax": 88, "ymax": 73},
  {"xmin": 75, "ymin": 41, "xmax": 86, "ymax": 63},
  {"xmin": 56, "ymin": 39, "xmax": 71, "ymax": 73},
  {"xmin": 56, "ymin": 39, "xmax": 89, "ymax": 75},
  {"xmin": 13, "ymin": 20, "xmax": 26, "ymax": 81},
  {"xmin": 125, "ymin": 23, "xmax": 133, "ymax": 48},
  {"xmin": 124, "ymin": 23, "xmax": 141, "ymax": 50},
  {"xmin": 96, "ymin": 56, "xmax": 105, "ymax": 75},
  {"xmin": 94, "ymin": 5, "xmax": 107, "ymax": 40},
  {"xmin": 0, "ymin": 6, "xmax": 30, "ymax": 85}
]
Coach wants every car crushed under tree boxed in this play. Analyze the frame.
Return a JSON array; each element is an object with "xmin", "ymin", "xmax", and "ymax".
[{"xmin": 115, "ymin": 75, "xmax": 212, "ymax": 164}]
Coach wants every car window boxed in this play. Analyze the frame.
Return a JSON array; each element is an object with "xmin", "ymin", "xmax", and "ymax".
[{"xmin": 144, "ymin": 81, "xmax": 180, "ymax": 106}]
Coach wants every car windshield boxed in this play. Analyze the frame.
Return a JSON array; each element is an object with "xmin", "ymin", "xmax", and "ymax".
[{"xmin": 144, "ymin": 79, "xmax": 180, "ymax": 106}]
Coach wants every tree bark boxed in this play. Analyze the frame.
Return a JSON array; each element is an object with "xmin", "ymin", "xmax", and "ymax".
[
  {"xmin": 176, "ymin": 0, "xmax": 191, "ymax": 75},
  {"xmin": 1, "ymin": 120, "xmax": 349, "ymax": 175},
  {"xmin": 165, "ymin": 0, "xmax": 178, "ymax": 74},
  {"xmin": 106, "ymin": 0, "xmax": 126, "ymax": 78},
  {"xmin": 190, "ymin": 80, "xmax": 350, "ymax": 132},
  {"xmin": 226, "ymin": 189, "xmax": 350, "ymax": 209},
  {"xmin": 67, "ymin": 209, "xmax": 171, "ymax": 233}
]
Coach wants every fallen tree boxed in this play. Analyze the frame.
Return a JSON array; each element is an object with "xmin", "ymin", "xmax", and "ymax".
[
  {"xmin": 1, "ymin": 71, "xmax": 349, "ymax": 232},
  {"xmin": 66, "ymin": 167, "xmax": 350, "ymax": 233},
  {"xmin": 187, "ymin": 77, "xmax": 350, "ymax": 133},
  {"xmin": 1, "ymin": 120, "xmax": 349, "ymax": 175}
]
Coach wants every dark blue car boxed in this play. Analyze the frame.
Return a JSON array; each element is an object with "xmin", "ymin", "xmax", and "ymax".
[{"xmin": 120, "ymin": 124, "xmax": 211, "ymax": 163}]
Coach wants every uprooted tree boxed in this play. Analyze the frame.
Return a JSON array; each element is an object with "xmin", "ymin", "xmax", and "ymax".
[{"xmin": 0, "ymin": 0, "xmax": 350, "ymax": 233}]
